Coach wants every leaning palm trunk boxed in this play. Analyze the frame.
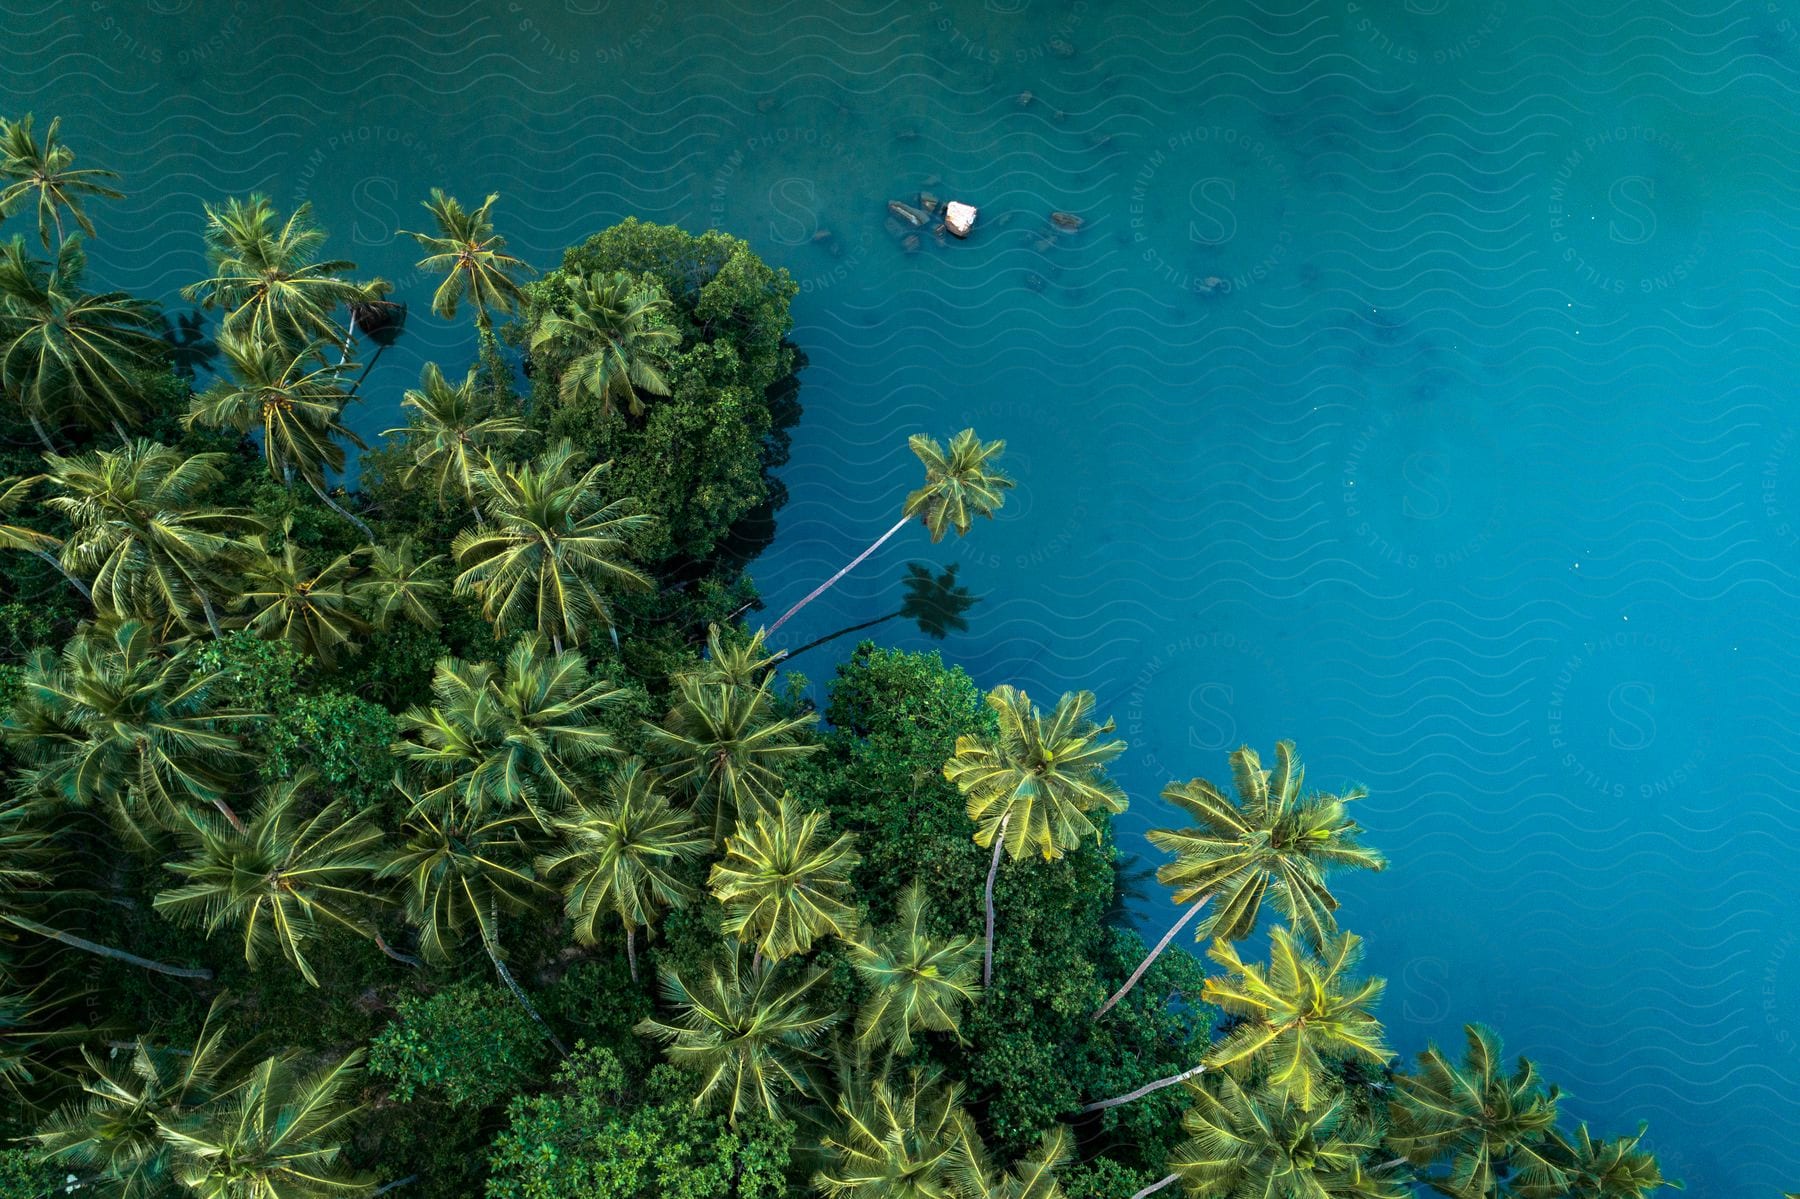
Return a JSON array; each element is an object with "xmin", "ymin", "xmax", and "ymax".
[
  {"xmin": 31, "ymin": 549, "xmax": 92, "ymax": 602},
  {"xmin": 305, "ymin": 476, "xmax": 376, "ymax": 544},
  {"xmin": 1078, "ymin": 1062, "xmax": 1206, "ymax": 1113},
  {"xmin": 982, "ymin": 811, "xmax": 1010, "ymax": 987},
  {"xmin": 767, "ymin": 513, "xmax": 912, "ymax": 634},
  {"xmin": 625, "ymin": 927, "xmax": 638, "ymax": 984},
  {"xmin": 1131, "ymin": 1174, "xmax": 1179, "ymax": 1199},
  {"xmin": 2, "ymin": 913, "xmax": 212, "ymax": 979},
  {"xmin": 1093, "ymin": 895, "xmax": 1211, "ymax": 1019},
  {"xmin": 480, "ymin": 913, "xmax": 568, "ymax": 1056}
]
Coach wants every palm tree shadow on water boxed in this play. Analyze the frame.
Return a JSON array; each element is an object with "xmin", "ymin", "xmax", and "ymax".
[{"xmin": 781, "ymin": 561, "xmax": 980, "ymax": 661}]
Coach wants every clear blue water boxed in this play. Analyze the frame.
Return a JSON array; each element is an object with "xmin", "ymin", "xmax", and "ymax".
[{"xmin": 6, "ymin": 0, "xmax": 1795, "ymax": 1191}]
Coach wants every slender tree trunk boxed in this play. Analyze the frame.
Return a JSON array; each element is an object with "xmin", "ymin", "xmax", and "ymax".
[
  {"xmin": 32, "ymin": 550, "xmax": 91, "ymax": 602},
  {"xmin": 1131, "ymin": 1174, "xmax": 1179, "ymax": 1199},
  {"xmin": 1093, "ymin": 895, "xmax": 1211, "ymax": 1020},
  {"xmin": 767, "ymin": 513, "xmax": 913, "ymax": 634},
  {"xmin": 306, "ymin": 476, "xmax": 376, "ymax": 544},
  {"xmin": 370, "ymin": 1176, "xmax": 417, "ymax": 1198},
  {"xmin": 337, "ymin": 311, "xmax": 360, "ymax": 366},
  {"xmin": 28, "ymin": 415, "xmax": 54, "ymax": 452},
  {"xmin": 2, "ymin": 913, "xmax": 213, "ymax": 980},
  {"xmin": 626, "ymin": 926, "xmax": 638, "ymax": 984},
  {"xmin": 552, "ymin": 633, "xmax": 564, "ymax": 656},
  {"xmin": 782, "ymin": 610, "xmax": 900, "ymax": 661},
  {"xmin": 983, "ymin": 812, "xmax": 1010, "ymax": 988},
  {"xmin": 371, "ymin": 931, "xmax": 422, "ymax": 968},
  {"xmin": 196, "ymin": 586, "xmax": 223, "ymax": 638},
  {"xmin": 480, "ymin": 919, "xmax": 568, "ymax": 1056},
  {"xmin": 343, "ymin": 344, "xmax": 387, "ymax": 401},
  {"xmin": 1078, "ymin": 1062, "xmax": 1207, "ymax": 1113},
  {"xmin": 208, "ymin": 796, "xmax": 246, "ymax": 834}
]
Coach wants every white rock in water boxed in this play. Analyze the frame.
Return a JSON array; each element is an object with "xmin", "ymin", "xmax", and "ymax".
[{"xmin": 944, "ymin": 201, "xmax": 977, "ymax": 238}]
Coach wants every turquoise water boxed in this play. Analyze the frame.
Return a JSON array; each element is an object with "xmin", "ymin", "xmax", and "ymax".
[{"xmin": 5, "ymin": 0, "xmax": 1795, "ymax": 1191}]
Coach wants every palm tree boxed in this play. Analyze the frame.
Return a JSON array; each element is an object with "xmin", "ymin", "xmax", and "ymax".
[
  {"xmin": 454, "ymin": 441, "xmax": 653, "ymax": 652},
  {"xmin": 1162, "ymin": 1074, "xmax": 1404, "ymax": 1199},
  {"xmin": 0, "ymin": 234, "xmax": 158, "ymax": 441},
  {"xmin": 0, "ymin": 473, "xmax": 92, "ymax": 602},
  {"xmin": 536, "ymin": 757, "xmax": 708, "ymax": 982},
  {"xmin": 402, "ymin": 190, "xmax": 533, "ymax": 331},
  {"xmin": 1387, "ymin": 1024, "xmax": 1567, "ymax": 1199},
  {"xmin": 768, "ymin": 429, "xmax": 1012, "ymax": 634},
  {"xmin": 40, "ymin": 440, "xmax": 259, "ymax": 637},
  {"xmin": 187, "ymin": 330, "xmax": 371, "ymax": 540},
  {"xmin": 158, "ymin": 1050, "xmax": 372, "ymax": 1199},
  {"xmin": 1202, "ymin": 928, "xmax": 1390, "ymax": 1111},
  {"xmin": 1094, "ymin": 741, "xmax": 1386, "ymax": 1019},
  {"xmin": 847, "ymin": 882, "xmax": 982, "ymax": 1055},
  {"xmin": 635, "ymin": 947, "xmax": 839, "ymax": 1123},
  {"xmin": 942, "ymin": 685, "xmax": 1126, "ymax": 985},
  {"xmin": 0, "ymin": 114, "xmax": 123, "ymax": 249},
  {"xmin": 384, "ymin": 361, "xmax": 525, "ymax": 515},
  {"xmin": 395, "ymin": 636, "xmax": 624, "ymax": 829},
  {"xmin": 377, "ymin": 788, "xmax": 565, "ymax": 1053},
  {"xmin": 643, "ymin": 672, "xmax": 818, "ymax": 841},
  {"xmin": 153, "ymin": 774, "xmax": 410, "ymax": 986},
  {"xmin": 814, "ymin": 1061, "xmax": 973, "ymax": 1199},
  {"xmin": 352, "ymin": 538, "xmax": 447, "ymax": 631},
  {"xmin": 952, "ymin": 1122, "xmax": 1074, "ymax": 1199},
  {"xmin": 236, "ymin": 534, "xmax": 368, "ymax": 669},
  {"xmin": 0, "ymin": 798, "xmax": 213, "ymax": 980},
  {"xmin": 530, "ymin": 270, "xmax": 677, "ymax": 417},
  {"xmin": 4, "ymin": 620, "xmax": 250, "ymax": 840},
  {"xmin": 709, "ymin": 794, "xmax": 860, "ymax": 963},
  {"xmin": 34, "ymin": 1001, "xmax": 242, "ymax": 1199},
  {"xmin": 690, "ymin": 621, "xmax": 783, "ymax": 689},
  {"xmin": 1540, "ymin": 1123, "xmax": 1677, "ymax": 1199},
  {"xmin": 182, "ymin": 195, "xmax": 378, "ymax": 350}
]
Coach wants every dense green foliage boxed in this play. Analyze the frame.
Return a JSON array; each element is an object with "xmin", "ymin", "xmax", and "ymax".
[{"xmin": 0, "ymin": 114, "xmax": 1678, "ymax": 1199}]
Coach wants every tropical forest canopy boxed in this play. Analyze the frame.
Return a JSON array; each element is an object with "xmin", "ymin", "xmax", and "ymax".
[{"xmin": 0, "ymin": 113, "xmax": 1684, "ymax": 1199}]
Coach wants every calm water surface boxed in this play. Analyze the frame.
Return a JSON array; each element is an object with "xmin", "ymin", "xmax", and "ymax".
[{"xmin": 5, "ymin": 0, "xmax": 1795, "ymax": 1192}]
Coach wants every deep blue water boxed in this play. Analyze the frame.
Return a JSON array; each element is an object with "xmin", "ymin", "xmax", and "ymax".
[{"xmin": 5, "ymin": 0, "xmax": 1796, "ymax": 1192}]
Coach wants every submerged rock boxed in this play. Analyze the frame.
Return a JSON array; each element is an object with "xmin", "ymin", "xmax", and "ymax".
[
  {"xmin": 944, "ymin": 200, "xmax": 977, "ymax": 238},
  {"xmin": 888, "ymin": 199, "xmax": 928, "ymax": 228},
  {"xmin": 1051, "ymin": 211, "xmax": 1083, "ymax": 232}
]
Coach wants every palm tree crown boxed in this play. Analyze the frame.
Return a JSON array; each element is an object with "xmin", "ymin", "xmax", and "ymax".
[
  {"xmin": 1202, "ymin": 927, "xmax": 1390, "ymax": 1111},
  {"xmin": 847, "ymin": 882, "xmax": 982, "ymax": 1054},
  {"xmin": 182, "ymin": 195, "xmax": 377, "ymax": 349},
  {"xmin": 385, "ymin": 361, "xmax": 525, "ymax": 510},
  {"xmin": 236, "ymin": 534, "xmax": 367, "ymax": 669},
  {"xmin": 1170, "ymin": 1074, "xmax": 1403, "ymax": 1199},
  {"xmin": 902, "ymin": 429, "xmax": 1014, "ymax": 543},
  {"xmin": 635, "ymin": 949, "xmax": 839, "ymax": 1123},
  {"xmin": 644, "ymin": 671, "xmax": 818, "ymax": 841},
  {"xmin": 0, "ymin": 114, "xmax": 123, "ymax": 249},
  {"xmin": 1387, "ymin": 1023, "xmax": 1568, "ymax": 1199},
  {"xmin": 453, "ymin": 441, "xmax": 652, "ymax": 651},
  {"xmin": 814, "ymin": 1062, "xmax": 974, "ymax": 1199},
  {"xmin": 395, "ymin": 636, "xmax": 624, "ymax": 828},
  {"xmin": 153, "ymin": 774, "xmax": 386, "ymax": 986},
  {"xmin": 158, "ymin": 1049, "xmax": 371, "ymax": 1199},
  {"xmin": 40, "ymin": 440, "xmax": 259, "ymax": 636},
  {"xmin": 709, "ymin": 794, "xmax": 861, "ymax": 961},
  {"xmin": 403, "ymin": 189, "xmax": 533, "ymax": 329},
  {"xmin": 531, "ymin": 270, "xmax": 677, "ymax": 417},
  {"xmin": 1153, "ymin": 741, "xmax": 1386, "ymax": 948},
  {"xmin": 188, "ymin": 330, "xmax": 363, "ymax": 489},
  {"xmin": 944, "ymin": 685, "xmax": 1127, "ymax": 862},
  {"xmin": 0, "ymin": 235, "xmax": 159, "ymax": 436},
  {"xmin": 536, "ymin": 757, "xmax": 708, "ymax": 978},
  {"xmin": 3, "ymin": 620, "xmax": 247, "ymax": 839}
]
